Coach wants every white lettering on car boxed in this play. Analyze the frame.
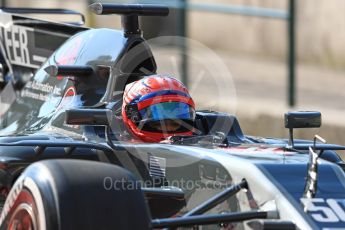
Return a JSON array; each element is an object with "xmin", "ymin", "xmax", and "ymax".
[
  {"xmin": 301, "ymin": 198, "xmax": 345, "ymax": 223},
  {"xmin": 0, "ymin": 25, "xmax": 45, "ymax": 68},
  {"xmin": 0, "ymin": 179, "xmax": 24, "ymax": 224},
  {"xmin": 19, "ymin": 26, "xmax": 30, "ymax": 64}
]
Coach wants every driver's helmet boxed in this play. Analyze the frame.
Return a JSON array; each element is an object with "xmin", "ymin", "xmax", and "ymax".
[{"xmin": 122, "ymin": 75, "xmax": 196, "ymax": 142}]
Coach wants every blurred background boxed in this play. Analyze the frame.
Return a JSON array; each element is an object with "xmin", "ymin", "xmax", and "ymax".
[{"xmin": 1, "ymin": 0, "xmax": 345, "ymax": 146}]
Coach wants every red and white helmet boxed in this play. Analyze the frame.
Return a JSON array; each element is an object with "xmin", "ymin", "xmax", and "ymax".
[{"xmin": 122, "ymin": 75, "xmax": 195, "ymax": 142}]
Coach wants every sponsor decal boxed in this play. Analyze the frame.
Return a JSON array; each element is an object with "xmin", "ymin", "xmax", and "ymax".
[
  {"xmin": 21, "ymin": 80, "xmax": 62, "ymax": 102},
  {"xmin": 56, "ymin": 86, "xmax": 76, "ymax": 111},
  {"xmin": 57, "ymin": 86, "xmax": 79, "ymax": 130},
  {"xmin": 301, "ymin": 198, "xmax": 345, "ymax": 223},
  {"xmin": 0, "ymin": 24, "xmax": 46, "ymax": 68}
]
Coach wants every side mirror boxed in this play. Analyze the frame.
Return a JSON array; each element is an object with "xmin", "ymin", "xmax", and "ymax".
[
  {"xmin": 284, "ymin": 111, "xmax": 322, "ymax": 147},
  {"xmin": 66, "ymin": 108, "xmax": 117, "ymax": 147},
  {"xmin": 285, "ymin": 111, "xmax": 321, "ymax": 129},
  {"xmin": 65, "ymin": 109, "xmax": 113, "ymax": 126}
]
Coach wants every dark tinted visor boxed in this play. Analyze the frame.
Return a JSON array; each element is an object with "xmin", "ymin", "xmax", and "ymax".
[{"xmin": 139, "ymin": 102, "xmax": 195, "ymax": 121}]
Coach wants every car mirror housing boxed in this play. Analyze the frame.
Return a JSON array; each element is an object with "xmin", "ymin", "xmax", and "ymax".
[
  {"xmin": 65, "ymin": 109, "xmax": 113, "ymax": 126},
  {"xmin": 285, "ymin": 111, "xmax": 321, "ymax": 129},
  {"xmin": 285, "ymin": 111, "xmax": 321, "ymax": 147}
]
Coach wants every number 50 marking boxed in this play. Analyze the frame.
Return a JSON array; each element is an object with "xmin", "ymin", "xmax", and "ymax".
[{"xmin": 301, "ymin": 198, "xmax": 345, "ymax": 223}]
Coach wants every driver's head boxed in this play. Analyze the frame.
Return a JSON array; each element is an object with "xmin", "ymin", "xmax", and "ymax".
[{"xmin": 122, "ymin": 75, "xmax": 195, "ymax": 142}]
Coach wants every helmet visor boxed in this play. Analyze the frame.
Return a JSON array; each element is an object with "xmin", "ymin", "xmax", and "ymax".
[{"xmin": 139, "ymin": 102, "xmax": 195, "ymax": 121}]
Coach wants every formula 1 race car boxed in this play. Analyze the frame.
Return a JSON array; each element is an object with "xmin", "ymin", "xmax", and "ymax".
[{"xmin": 0, "ymin": 3, "xmax": 345, "ymax": 230}]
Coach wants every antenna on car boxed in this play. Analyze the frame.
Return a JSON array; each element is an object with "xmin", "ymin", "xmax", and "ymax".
[
  {"xmin": 89, "ymin": 3, "xmax": 169, "ymax": 37},
  {"xmin": 303, "ymin": 135, "xmax": 326, "ymax": 201}
]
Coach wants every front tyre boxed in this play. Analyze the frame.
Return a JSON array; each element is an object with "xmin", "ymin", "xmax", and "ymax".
[{"xmin": 0, "ymin": 160, "xmax": 151, "ymax": 230}]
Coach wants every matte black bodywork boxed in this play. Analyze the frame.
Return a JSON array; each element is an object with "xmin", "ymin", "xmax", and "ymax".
[{"xmin": 0, "ymin": 9, "xmax": 345, "ymax": 230}]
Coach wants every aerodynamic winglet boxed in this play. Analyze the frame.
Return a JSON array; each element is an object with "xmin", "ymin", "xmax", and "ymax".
[
  {"xmin": 44, "ymin": 65, "xmax": 94, "ymax": 77},
  {"xmin": 89, "ymin": 3, "xmax": 169, "ymax": 16},
  {"xmin": 89, "ymin": 3, "xmax": 169, "ymax": 37}
]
